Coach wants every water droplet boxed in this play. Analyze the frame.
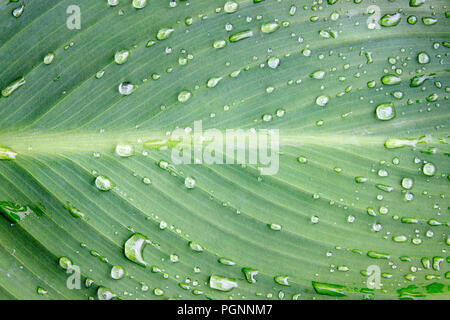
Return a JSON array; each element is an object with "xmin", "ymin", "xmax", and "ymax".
[
  {"xmin": 115, "ymin": 144, "xmax": 134, "ymax": 157},
  {"xmin": 1, "ymin": 76, "xmax": 26, "ymax": 97},
  {"xmin": 376, "ymin": 103, "xmax": 396, "ymax": 120},
  {"xmin": 132, "ymin": 0, "xmax": 147, "ymax": 9},
  {"xmin": 422, "ymin": 163, "xmax": 436, "ymax": 176},
  {"xmin": 12, "ymin": 5, "xmax": 24, "ymax": 18},
  {"xmin": 274, "ymin": 275, "xmax": 290, "ymax": 286},
  {"xmin": 315, "ymin": 95, "xmax": 329, "ymax": 106},
  {"xmin": 156, "ymin": 28, "xmax": 174, "ymax": 40},
  {"xmin": 224, "ymin": 1, "xmax": 239, "ymax": 13},
  {"xmin": 110, "ymin": 265, "xmax": 125, "ymax": 279},
  {"xmin": 267, "ymin": 57, "xmax": 280, "ymax": 69},
  {"xmin": 114, "ymin": 49, "xmax": 130, "ymax": 64},
  {"xmin": 242, "ymin": 268, "xmax": 258, "ymax": 284},
  {"xmin": 95, "ymin": 176, "xmax": 115, "ymax": 191},
  {"xmin": 178, "ymin": 90, "xmax": 192, "ymax": 102},
  {"xmin": 189, "ymin": 241, "xmax": 203, "ymax": 252},
  {"xmin": 209, "ymin": 275, "xmax": 238, "ymax": 292},
  {"xmin": 124, "ymin": 233, "xmax": 149, "ymax": 267},
  {"xmin": 97, "ymin": 287, "xmax": 116, "ymax": 300},
  {"xmin": 59, "ymin": 256, "xmax": 72, "ymax": 270},
  {"xmin": 381, "ymin": 74, "xmax": 402, "ymax": 85},
  {"xmin": 213, "ymin": 40, "xmax": 227, "ymax": 49},
  {"xmin": 0, "ymin": 147, "xmax": 17, "ymax": 160},
  {"xmin": 261, "ymin": 21, "xmax": 280, "ymax": 34},
  {"xmin": 310, "ymin": 70, "xmax": 326, "ymax": 80},
  {"xmin": 380, "ymin": 13, "xmax": 401, "ymax": 27},
  {"xmin": 417, "ymin": 52, "xmax": 430, "ymax": 64},
  {"xmin": 312, "ymin": 281, "xmax": 346, "ymax": 297},
  {"xmin": 43, "ymin": 52, "xmax": 55, "ymax": 65},
  {"xmin": 401, "ymin": 178, "xmax": 414, "ymax": 189},
  {"xmin": 118, "ymin": 82, "xmax": 135, "ymax": 95},
  {"xmin": 229, "ymin": 30, "xmax": 254, "ymax": 42},
  {"xmin": 207, "ymin": 77, "xmax": 222, "ymax": 88}
]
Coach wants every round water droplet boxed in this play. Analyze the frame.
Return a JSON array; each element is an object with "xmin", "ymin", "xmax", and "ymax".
[
  {"xmin": 107, "ymin": 0, "xmax": 119, "ymax": 6},
  {"xmin": 95, "ymin": 175, "xmax": 115, "ymax": 191},
  {"xmin": 401, "ymin": 177, "xmax": 414, "ymax": 189},
  {"xmin": 184, "ymin": 176, "xmax": 196, "ymax": 189},
  {"xmin": 224, "ymin": 1, "xmax": 239, "ymax": 13},
  {"xmin": 417, "ymin": 52, "xmax": 430, "ymax": 64},
  {"xmin": 118, "ymin": 82, "xmax": 135, "ymax": 95},
  {"xmin": 267, "ymin": 57, "xmax": 280, "ymax": 69},
  {"xmin": 115, "ymin": 144, "xmax": 134, "ymax": 157},
  {"xmin": 110, "ymin": 265, "xmax": 125, "ymax": 280},
  {"xmin": 376, "ymin": 103, "xmax": 395, "ymax": 120},
  {"xmin": 315, "ymin": 95, "xmax": 329, "ymax": 106},
  {"xmin": 213, "ymin": 40, "xmax": 227, "ymax": 49},
  {"xmin": 422, "ymin": 163, "xmax": 436, "ymax": 176},
  {"xmin": 114, "ymin": 50, "xmax": 130, "ymax": 64},
  {"xmin": 132, "ymin": 0, "xmax": 147, "ymax": 9}
]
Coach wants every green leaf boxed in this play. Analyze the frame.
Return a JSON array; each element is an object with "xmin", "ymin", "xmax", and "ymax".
[{"xmin": 0, "ymin": 0, "xmax": 448, "ymax": 300}]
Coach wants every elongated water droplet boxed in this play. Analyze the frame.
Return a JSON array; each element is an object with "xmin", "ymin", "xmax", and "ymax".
[
  {"xmin": 207, "ymin": 77, "xmax": 222, "ymax": 88},
  {"xmin": 1, "ymin": 76, "xmax": 25, "ymax": 97},
  {"xmin": 410, "ymin": 0, "xmax": 425, "ymax": 7},
  {"xmin": 381, "ymin": 74, "xmax": 401, "ymax": 85},
  {"xmin": 310, "ymin": 70, "xmax": 326, "ymax": 79},
  {"xmin": 12, "ymin": 5, "xmax": 24, "ymax": 18},
  {"xmin": 410, "ymin": 73, "xmax": 435, "ymax": 87},
  {"xmin": 189, "ymin": 241, "xmax": 203, "ymax": 252},
  {"xmin": 218, "ymin": 257, "xmax": 235, "ymax": 266},
  {"xmin": 380, "ymin": 13, "xmax": 401, "ymax": 27},
  {"xmin": 65, "ymin": 202, "xmax": 86, "ymax": 219},
  {"xmin": 261, "ymin": 21, "xmax": 280, "ymax": 34},
  {"xmin": 156, "ymin": 28, "xmax": 174, "ymax": 40},
  {"xmin": 367, "ymin": 251, "xmax": 390, "ymax": 259},
  {"xmin": 0, "ymin": 147, "xmax": 17, "ymax": 160},
  {"xmin": 0, "ymin": 201, "xmax": 32, "ymax": 222},
  {"xmin": 229, "ymin": 30, "xmax": 253, "ymax": 42},
  {"xmin": 312, "ymin": 281, "xmax": 346, "ymax": 297},
  {"xmin": 209, "ymin": 275, "xmax": 238, "ymax": 292},
  {"xmin": 124, "ymin": 233, "xmax": 149, "ymax": 267}
]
